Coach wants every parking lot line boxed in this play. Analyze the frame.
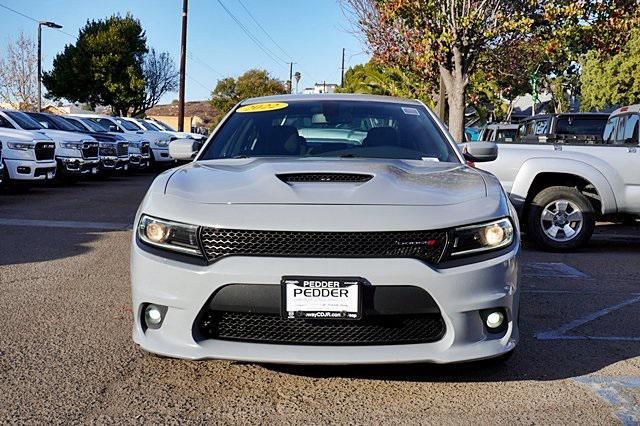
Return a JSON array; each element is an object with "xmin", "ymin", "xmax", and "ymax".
[
  {"xmin": 574, "ymin": 376, "xmax": 640, "ymax": 425},
  {"xmin": 0, "ymin": 218, "xmax": 131, "ymax": 231},
  {"xmin": 536, "ymin": 294, "xmax": 640, "ymax": 341},
  {"xmin": 523, "ymin": 262, "xmax": 589, "ymax": 278}
]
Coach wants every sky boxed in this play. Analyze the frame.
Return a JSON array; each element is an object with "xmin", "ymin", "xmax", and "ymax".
[{"xmin": 0, "ymin": 0, "xmax": 370, "ymax": 104}]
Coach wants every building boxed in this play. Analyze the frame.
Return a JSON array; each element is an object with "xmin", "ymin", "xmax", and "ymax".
[
  {"xmin": 42, "ymin": 104, "xmax": 89, "ymax": 115},
  {"xmin": 303, "ymin": 82, "xmax": 339, "ymax": 94},
  {"xmin": 146, "ymin": 101, "xmax": 218, "ymax": 133}
]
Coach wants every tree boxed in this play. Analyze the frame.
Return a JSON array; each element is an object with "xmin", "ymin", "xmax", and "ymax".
[
  {"xmin": 134, "ymin": 48, "xmax": 178, "ymax": 116},
  {"xmin": 344, "ymin": 0, "xmax": 640, "ymax": 137},
  {"xmin": 43, "ymin": 14, "xmax": 147, "ymax": 116},
  {"xmin": 210, "ymin": 69, "xmax": 287, "ymax": 124},
  {"xmin": 344, "ymin": 0, "xmax": 535, "ymax": 141},
  {"xmin": 580, "ymin": 28, "xmax": 640, "ymax": 111},
  {"xmin": 0, "ymin": 32, "xmax": 38, "ymax": 110},
  {"xmin": 336, "ymin": 61, "xmax": 435, "ymax": 107}
]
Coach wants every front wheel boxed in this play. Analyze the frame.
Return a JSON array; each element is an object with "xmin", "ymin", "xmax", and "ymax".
[{"xmin": 527, "ymin": 186, "xmax": 595, "ymax": 251}]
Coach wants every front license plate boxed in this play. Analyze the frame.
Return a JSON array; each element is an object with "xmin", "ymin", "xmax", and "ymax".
[{"xmin": 282, "ymin": 276, "xmax": 362, "ymax": 320}]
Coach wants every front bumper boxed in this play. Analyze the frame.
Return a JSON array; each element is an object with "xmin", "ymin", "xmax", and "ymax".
[
  {"xmin": 129, "ymin": 154, "xmax": 150, "ymax": 169},
  {"xmin": 3, "ymin": 158, "xmax": 57, "ymax": 181},
  {"xmin": 151, "ymin": 147, "xmax": 172, "ymax": 162},
  {"xmin": 99, "ymin": 156, "xmax": 130, "ymax": 171},
  {"xmin": 131, "ymin": 243, "xmax": 520, "ymax": 364},
  {"xmin": 57, "ymin": 157, "xmax": 100, "ymax": 176}
]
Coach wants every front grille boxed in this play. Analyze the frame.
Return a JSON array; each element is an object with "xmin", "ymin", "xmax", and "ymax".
[
  {"xmin": 34, "ymin": 142, "xmax": 55, "ymax": 161},
  {"xmin": 140, "ymin": 142, "xmax": 150, "ymax": 155},
  {"xmin": 82, "ymin": 142, "xmax": 99, "ymax": 159},
  {"xmin": 99, "ymin": 146, "xmax": 116, "ymax": 156},
  {"xmin": 199, "ymin": 228, "xmax": 448, "ymax": 264},
  {"xmin": 117, "ymin": 142, "xmax": 128, "ymax": 157},
  {"xmin": 278, "ymin": 173, "xmax": 373, "ymax": 183},
  {"xmin": 198, "ymin": 311, "xmax": 445, "ymax": 345}
]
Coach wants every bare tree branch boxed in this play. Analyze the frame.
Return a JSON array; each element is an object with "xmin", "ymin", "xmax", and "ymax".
[{"xmin": 0, "ymin": 32, "xmax": 38, "ymax": 110}]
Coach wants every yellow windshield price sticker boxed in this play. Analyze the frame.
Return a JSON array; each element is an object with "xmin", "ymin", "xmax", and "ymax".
[{"xmin": 237, "ymin": 102, "xmax": 288, "ymax": 113}]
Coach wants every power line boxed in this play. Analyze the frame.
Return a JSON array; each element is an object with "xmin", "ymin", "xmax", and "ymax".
[
  {"xmin": 215, "ymin": 0, "xmax": 287, "ymax": 70},
  {"xmin": 0, "ymin": 3, "xmax": 76, "ymax": 39},
  {"xmin": 186, "ymin": 73, "xmax": 211, "ymax": 92},
  {"xmin": 187, "ymin": 51, "xmax": 224, "ymax": 78},
  {"xmin": 236, "ymin": 0, "xmax": 291, "ymax": 60},
  {"xmin": 234, "ymin": 0, "xmax": 319, "ymax": 83}
]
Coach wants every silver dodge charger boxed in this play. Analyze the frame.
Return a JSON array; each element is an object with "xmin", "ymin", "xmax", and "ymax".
[{"xmin": 131, "ymin": 94, "xmax": 520, "ymax": 364}]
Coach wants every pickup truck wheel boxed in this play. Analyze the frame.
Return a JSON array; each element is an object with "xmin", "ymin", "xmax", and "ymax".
[{"xmin": 528, "ymin": 186, "xmax": 595, "ymax": 251}]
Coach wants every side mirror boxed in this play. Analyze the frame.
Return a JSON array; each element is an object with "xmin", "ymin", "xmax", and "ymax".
[
  {"xmin": 169, "ymin": 138, "xmax": 199, "ymax": 161},
  {"xmin": 461, "ymin": 142, "xmax": 498, "ymax": 163}
]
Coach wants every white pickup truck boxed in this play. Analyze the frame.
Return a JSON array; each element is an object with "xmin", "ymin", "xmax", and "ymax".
[
  {"xmin": 479, "ymin": 110, "xmax": 639, "ymax": 251},
  {"xmin": 0, "ymin": 127, "xmax": 57, "ymax": 186}
]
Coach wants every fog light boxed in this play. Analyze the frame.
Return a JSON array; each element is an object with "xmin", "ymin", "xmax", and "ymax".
[
  {"xmin": 486, "ymin": 311, "xmax": 505, "ymax": 329},
  {"xmin": 143, "ymin": 304, "xmax": 166, "ymax": 329}
]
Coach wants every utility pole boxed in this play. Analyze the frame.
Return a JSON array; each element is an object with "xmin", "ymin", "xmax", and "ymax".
[
  {"xmin": 37, "ymin": 21, "xmax": 62, "ymax": 112},
  {"xmin": 288, "ymin": 62, "xmax": 294, "ymax": 94},
  {"xmin": 340, "ymin": 48, "xmax": 345, "ymax": 88},
  {"xmin": 178, "ymin": 0, "xmax": 188, "ymax": 131}
]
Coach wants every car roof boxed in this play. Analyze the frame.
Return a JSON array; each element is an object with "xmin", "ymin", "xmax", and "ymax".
[
  {"xmin": 240, "ymin": 93, "xmax": 423, "ymax": 106},
  {"xmin": 67, "ymin": 113, "xmax": 114, "ymax": 119},
  {"xmin": 521, "ymin": 112, "xmax": 609, "ymax": 122},
  {"xmin": 485, "ymin": 123, "xmax": 519, "ymax": 130},
  {"xmin": 610, "ymin": 104, "xmax": 640, "ymax": 117}
]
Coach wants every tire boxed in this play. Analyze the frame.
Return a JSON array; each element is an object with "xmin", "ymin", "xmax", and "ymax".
[
  {"xmin": 527, "ymin": 186, "xmax": 595, "ymax": 251},
  {"xmin": 0, "ymin": 161, "xmax": 11, "ymax": 191}
]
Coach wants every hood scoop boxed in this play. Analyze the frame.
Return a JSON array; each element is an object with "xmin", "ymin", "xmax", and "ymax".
[{"xmin": 277, "ymin": 172, "xmax": 373, "ymax": 184}]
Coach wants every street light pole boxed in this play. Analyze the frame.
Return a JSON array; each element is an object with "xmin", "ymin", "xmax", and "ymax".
[{"xmin": 37, "ymin": 21, "xmax": 62, "ymax": 112}]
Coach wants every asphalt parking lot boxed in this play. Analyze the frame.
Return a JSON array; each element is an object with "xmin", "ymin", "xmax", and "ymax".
[{"xmin": 1, "ymin": 172, "xmax": 639, "ymax": 424}]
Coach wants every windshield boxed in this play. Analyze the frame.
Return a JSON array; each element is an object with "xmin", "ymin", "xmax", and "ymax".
[
  {"xmin": 137, "ymin": 120, "xmax": 158, "ymax": 131},
  {"xmin": 77, "ymin": 118, "xmax": 108, "ymax": 132},
  {"xmin": 46, "ymin": 114, "xmax": 80, "ymax": 132},
  {"xmin": 5, "ymin": 111, "xmax": 43, "ymax": 130},
  {"xmin": 199, "ymin": 100, "xmax": 458, "ymax": 162},
  {"xmin": 61, "ymin": 117, "xmax": 88, "ymax": 132},
  {"xmin": 115, "ymin": 118, "xmax": 141, "ymax": 131},
  {"xmin": 152, "ymin": 120, "xmax": 175, "ymax": 131},
  {"xmin": 555, "ymin": 116, "xmax": 608, "ymax": 136},
  {"xmin": 144, "ymin": 120, "xmax": 164, "ymax": 131},
  {"xmin": 495, "ymin": 128, "xmax": 517, "ymax": 142}
]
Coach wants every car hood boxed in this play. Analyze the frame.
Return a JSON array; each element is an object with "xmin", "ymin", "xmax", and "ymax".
[
  {"xmin": 164, "ymin": 158, "xmax": 489, "ymax": 206},
  {"xmin": 37, "ymin": 129, "xmax": 95, "ymax": 142},
  {"xmin": 0, "ymin": 128, "xmax": 52, "ymax": 143},
  {"xmin": 136, "ymin": 130, "xmax": 170, "ymax": 142}
]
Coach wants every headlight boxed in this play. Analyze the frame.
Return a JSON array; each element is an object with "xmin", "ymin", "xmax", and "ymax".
[
  {"xmin": 448, "ymin": 218, "xmax": 514, "ymax": 257},
  {"xmin": 137, "ymin": 215, "xmax": 201, "ymax": 256},
  {"xmin": 6, "ymin": 142, "xmax": 34, "ymax": 150},
  {"xmin": 61, "ymin": 142, "xmax": 83, "ymax": 150},
  {"xmin": 155, "ymin": 140, "xmax": 170, "ymax": 147}
]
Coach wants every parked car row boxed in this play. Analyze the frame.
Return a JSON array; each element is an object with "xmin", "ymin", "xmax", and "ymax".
[
  {"xmin": 0, "ymin": 110, "xmax": 204, "ymax": 188},
  {"xmin": 475, "ymin": 108, "xmax": 639, "ymax": 251}
]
